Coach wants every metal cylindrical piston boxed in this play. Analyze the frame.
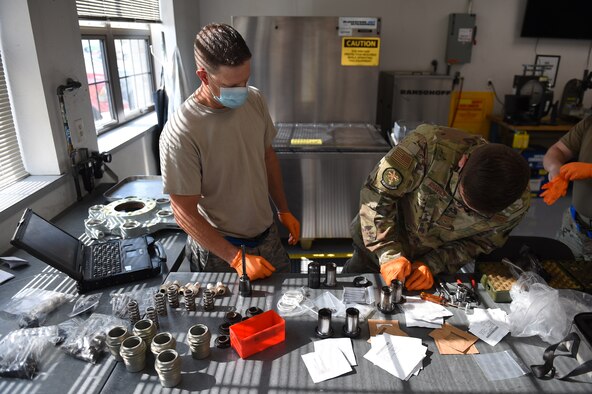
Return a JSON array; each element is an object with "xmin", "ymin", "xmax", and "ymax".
[
  {"xmin": 187, "ymin": 324, "xmax": 211, "ymax": 359},
  {"xmin": 315, "ymin": 308, "xmax": 334, "ymax": 338},
  {"xmin": 106, "ymin": 326, "xmax": 130, "ymax": 361},
  {"xmin": 127, "ymin": 300, "xmax": 141, "ymax": 326},
  {"xmin": 184, "ymin": 288, "xmax": 197, "ymax": 311},
  {"xmin": 120, "ymin": 336, "xmax": 146, "ymax": 372},
  {"xmin": 151, "ymin": 332, "xmax": 176, "ymax": 356},
  {"xmin": 155, "ymin": 349, "xmax": 182, "ymax": 388},
  {"xmin": 378, "ymin": 286, "xmax": 396, "ymax": 313},
  {"xmin": 390, "ymin": 279, "xmax": 404, "ymax": 304},
  {"xmin": 154, "ymin": 292, "xmax": 167, "ymax": 316},
  {"xmin": 308, "ymin": 262, "xmax": 321, "ymax": 289},
  {"xmin": 324, "ymin": 262, "xmax": 337, "ymax": 287},
  {"xmin": 343, "ymin": 307, "xmax": 361, "ymax": 338},
  {"xmin": 133, "ymin": 319, "xmax": 157, "ymax": 349}
]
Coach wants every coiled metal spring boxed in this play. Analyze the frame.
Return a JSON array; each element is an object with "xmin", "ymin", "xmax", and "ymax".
[
  {"xmin": 184, "ymin": 288, "xmax": 196, "ymax": 311},
  {"xmin": 202, "ymin": 289, "xmax": 215, "ymax": 311},
  {"xmin": 127, "ymin": 300, "xmax": 141, "ymax": 326},
  {"xmin": 145, "ymin": 306, "xmax": 159, "ymax": 329},
  {"xmin": 167, "ymin": 285, "xmax": 180, "ymax": 308},
  {"xmin": 154, "ymin": 292, "xmax": 167, "ymax": 316}
]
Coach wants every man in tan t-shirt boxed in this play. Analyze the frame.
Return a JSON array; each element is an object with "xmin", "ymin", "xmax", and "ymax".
[
  {"xmin": 542, "ymin": 115, "xmax": 592, "ymax": 260},
  {"xmin": 159, "ymin": 23, "xmax": 300, "ymax": 278}
]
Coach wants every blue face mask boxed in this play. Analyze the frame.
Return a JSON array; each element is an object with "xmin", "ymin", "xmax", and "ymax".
[{"xmin": 213, "ymin": 86, "xmax": 248, "ymax": 109}]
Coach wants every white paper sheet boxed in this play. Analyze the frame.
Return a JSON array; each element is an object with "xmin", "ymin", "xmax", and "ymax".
[
  {"xmin": 313, "ymin": 337, "xmax": 357, "ymax": 366},
  {"xmin": 401, "ymin": 296, "xmax": 452, "ymax": 328},
  {"xmin": 364, "ymin": 334, "xmax": 427, "ymax": 380},
  {"xmin": 467, "ymin": 308, "xmax": 510, "ymax": 346},
  {"xmin": 0, "ymin": 269, "xmax": 15, "ymax": 285},
  {"xmin": 302, "ymin": 347, "xmax": 352, "ymax": 383}
]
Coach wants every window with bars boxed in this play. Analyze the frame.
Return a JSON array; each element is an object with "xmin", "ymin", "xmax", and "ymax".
[
  {"xmin": 0, "ymin": 51, "xmax": 28, "ymax": 191},
  {"xmin": 81, "ymin": 24, "xmax": 155, "ymax": 134}
]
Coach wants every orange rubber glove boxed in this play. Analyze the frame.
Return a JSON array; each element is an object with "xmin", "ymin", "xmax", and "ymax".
[
  {"xmin": 540, "ymin": 176, "xmax": 569, "ymax": 205},
  {"xmin": 380, "ymin": 256, "xmax": 412, "ymax": 285},
  {"xmin": 405, "ymin": 262, "xmax": 434, "ymax": 291},
  {"xmin": 278, "ymin": 211, "xmax": 301, "ymax": 245},
  {"xmin": 230, "ymin": 250, "xmax": 275, "ymax": 280},
  {"xmin": 559, "ymin": 162, "xmax": 592, "ymax": 181}
]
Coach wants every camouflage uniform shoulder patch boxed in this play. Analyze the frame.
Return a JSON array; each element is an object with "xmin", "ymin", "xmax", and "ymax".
[{"xmin": 380, "ymin": 167, "xmax": 403, "ymax": 190}]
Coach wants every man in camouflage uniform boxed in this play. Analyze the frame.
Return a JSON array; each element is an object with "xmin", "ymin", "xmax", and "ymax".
[
  {"xmin": 542, "ymin": 115, "xmax": 592, "ymax": 261},
  {"xmin": 342, "ymin": 124, "xmax": 531, "ymax": 290}
]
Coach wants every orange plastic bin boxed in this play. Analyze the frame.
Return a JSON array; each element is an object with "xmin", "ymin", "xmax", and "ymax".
[{"xmin": 229, "ymin": 310, "xmax": 285, "ymax": 358}]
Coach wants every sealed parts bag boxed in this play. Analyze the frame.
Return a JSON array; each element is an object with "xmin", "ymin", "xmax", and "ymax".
[{"xmin": 508, "ymin": 272, "xmax": 592, "ymax": 344}]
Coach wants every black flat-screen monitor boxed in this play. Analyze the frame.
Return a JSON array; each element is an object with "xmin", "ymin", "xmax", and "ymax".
[{"xmin": 521, "ymin": 0, "xmax": 592, "ymax": 40}]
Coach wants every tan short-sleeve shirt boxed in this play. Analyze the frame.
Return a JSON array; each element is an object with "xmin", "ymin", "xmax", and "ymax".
[{"xmin": 159, "ymin": 87, "xmax": 276, "ymax": 238}]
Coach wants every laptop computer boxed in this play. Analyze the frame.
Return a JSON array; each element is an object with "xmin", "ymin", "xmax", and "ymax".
[{"xmin": 11, "ymin": 208, "xmax": 165, "ymax": 293}]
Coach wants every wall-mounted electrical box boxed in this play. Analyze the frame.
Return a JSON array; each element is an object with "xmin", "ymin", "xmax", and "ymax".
[{"xmin": 445, "ymin": 13, "xmax": 476, "ymax": 65}]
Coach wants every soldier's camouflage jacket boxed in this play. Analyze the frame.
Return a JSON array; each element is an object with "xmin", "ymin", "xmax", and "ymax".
[{"xmin": 352, "ymin": 124, "xmax": 531, "ymax": 274}]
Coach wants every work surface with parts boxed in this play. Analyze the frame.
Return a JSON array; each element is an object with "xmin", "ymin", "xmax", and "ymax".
[{"xmin": 1, "ymin": 269, "xmax": 591, "ymax": 394}]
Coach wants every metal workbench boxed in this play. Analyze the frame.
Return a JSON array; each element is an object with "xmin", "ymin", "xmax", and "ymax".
[
  {"xmin": 0, "ymin": 184, "xmax": 187, "ymax": 394},
  {"xmin": 0, "ymin": 185, "xmax": 589, "ymax": 392},
  {"xmin": 3, "ymin": 270, "xmax": 590, "ymax": 393}
]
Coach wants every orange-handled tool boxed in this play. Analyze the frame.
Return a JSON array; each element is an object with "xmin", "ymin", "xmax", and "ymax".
[
  {"xmin": 420, "ymin": 291, "xmax": 459, "ymax": 308},
  {"xmin": 420, "ymin": 291, "xmax": 446, "ymax": 305}
]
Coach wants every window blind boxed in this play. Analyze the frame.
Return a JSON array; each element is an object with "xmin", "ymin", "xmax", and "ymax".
[
  {"xmin": 76, "ymin": 0, "xmax": 161, "ymax": 23},
  {"xmin": 0, "ymin": 51, "xmax": 28, "ymax": 191}
]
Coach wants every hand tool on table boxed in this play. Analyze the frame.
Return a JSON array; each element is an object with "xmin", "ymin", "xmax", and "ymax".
[
  {"xmin": 420, "ymin": 291, "xmax": 460, "ymax": 309},
  {"xmin": 238, "ymin": 245, "xmax": 252, "ymax": 297}
]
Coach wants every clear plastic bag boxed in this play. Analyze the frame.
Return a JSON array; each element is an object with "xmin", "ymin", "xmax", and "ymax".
[
  {"xmin": 276, "ymin": 287, "xmax": 315, "ymax": 317},
  {"xmin": 337, "ymin": 303, "xmax": 377, "ymax": 321},
  {"xmin": 0, "ymin": 288, "xmax": 73, "ymax": 328},
  {"xmin": 0, "ymin": 326, "xmax": 62, "ymax": 379},
  {"xmin": 508, "ymin": 271, "xmax": 592, "ymax": 344},
  {"xmin": 69, "ymin": 293, "xmax": 102, "ymax": 317},
  {"xmin": 110, "ymin": 287, "xmax": 157, "ymax": 319},
  {"xmin": 311, "ymin": 291, "xmax": 346, "ymax": 318},
  {"xmin": 61, "ymin": 313, "xmax": 127, "ymax": 364}
]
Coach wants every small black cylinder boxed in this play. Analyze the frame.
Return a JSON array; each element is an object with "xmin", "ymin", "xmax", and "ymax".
[{"xmin": 308, "ymin": 262, "xmax": 321, "ymax": 289}]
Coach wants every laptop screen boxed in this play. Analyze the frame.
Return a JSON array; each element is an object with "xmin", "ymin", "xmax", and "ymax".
[{"xmin": 12, "ymin": 209, "xmax": 81, "ymax": 279}]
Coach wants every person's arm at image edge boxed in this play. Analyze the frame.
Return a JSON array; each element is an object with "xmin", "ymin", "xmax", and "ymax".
[
  {"xmin": 169, "ymin": 194, "xmax": 238, "ymax": 263},
  {"xmin": 543, "ymin": 141, "xmax": 574, "ymax": 180},
  {"xmin": 265, "ymin": 146, "xmax": 300, "ymax": 244}
]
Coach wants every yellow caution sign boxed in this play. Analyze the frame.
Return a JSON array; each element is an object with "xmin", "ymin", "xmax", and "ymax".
[
  {"xmin": 291, "ymin": 138, "xmax": 323, "ymax": 145},
  {"xmin": 341, "ymin": 37, "xmax": 380, "ymax": 66}
]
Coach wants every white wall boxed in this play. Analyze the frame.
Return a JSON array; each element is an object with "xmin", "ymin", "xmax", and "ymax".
[{"xmin": 197, "ymin": 0, "xmax": 592, "ymax": 113}]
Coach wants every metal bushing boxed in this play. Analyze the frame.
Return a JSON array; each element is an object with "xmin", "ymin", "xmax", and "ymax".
[
  {"xmin": 215, "ymin": 335, "xmax": 231, "ymax": 349},
  {"xmin": 224, "ymin": 311, "xmax": 242, "ymax": 324}
]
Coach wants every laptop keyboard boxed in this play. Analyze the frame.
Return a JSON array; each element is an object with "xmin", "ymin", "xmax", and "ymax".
[{"xmin": 91, "ymin": 242, "xmax": 122, "ymax": 278}]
